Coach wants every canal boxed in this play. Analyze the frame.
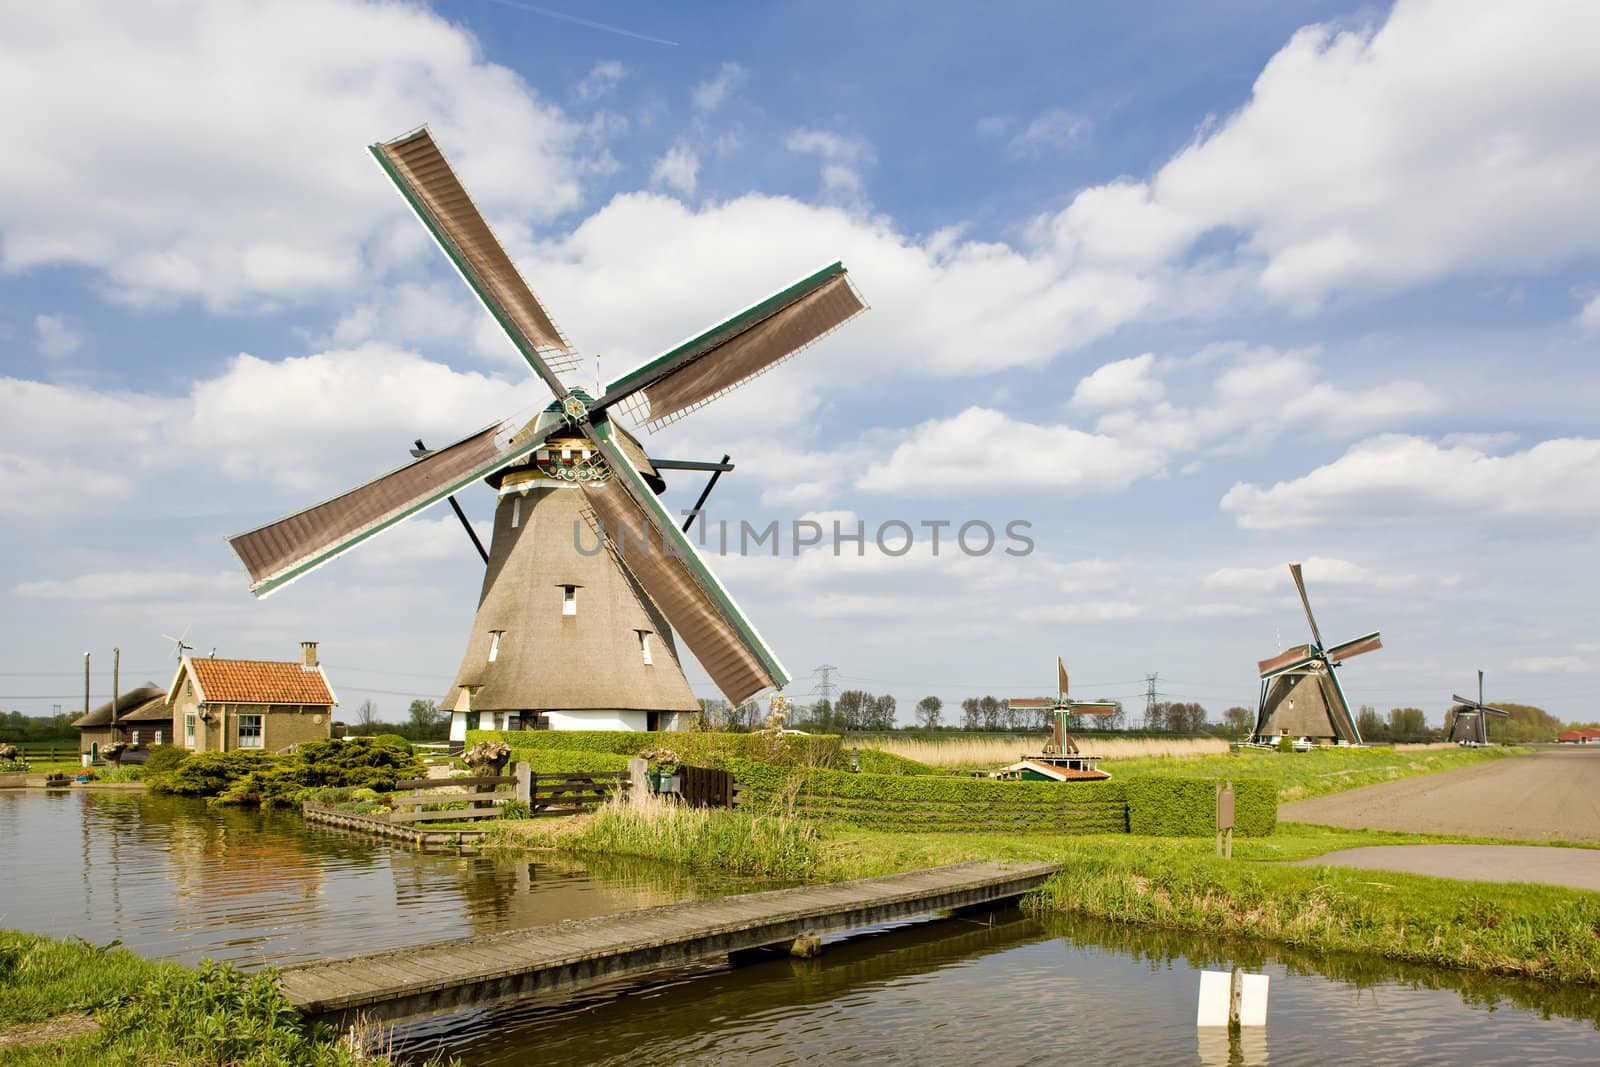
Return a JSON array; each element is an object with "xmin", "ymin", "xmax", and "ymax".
[{"xmin": 3, "ymin": 790, "xmax": 1598, "ymax": 1064}]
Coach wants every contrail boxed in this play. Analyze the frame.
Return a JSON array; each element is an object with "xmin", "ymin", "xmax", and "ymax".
[{"xmin": 480, "ymin": 0, "xmax": 680, "ymax": 47}]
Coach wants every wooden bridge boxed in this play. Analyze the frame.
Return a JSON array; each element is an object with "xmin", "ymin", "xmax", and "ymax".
[{"xmin": 277, "ymin": 860, "xmax": 1060, "ymax": 1023}]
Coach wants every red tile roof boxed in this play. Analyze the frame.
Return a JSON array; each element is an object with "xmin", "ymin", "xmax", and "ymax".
[{"xmin": 186, "ymin": 658, "xmax": 336, "ymax": 706}]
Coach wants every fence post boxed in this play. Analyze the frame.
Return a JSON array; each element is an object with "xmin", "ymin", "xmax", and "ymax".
[
  {"xmin": 515, "ymin": 761, "xmax": 531, "ymax": 804},
  {"xmin": 627, "ymin": 757, "xmax": 648, "ymax": 796}
]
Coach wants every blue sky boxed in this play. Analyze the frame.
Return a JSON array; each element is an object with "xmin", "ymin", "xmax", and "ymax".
[{"xmin": 3, "ymin": 0, "xmax": 1599, "ymax": 725}]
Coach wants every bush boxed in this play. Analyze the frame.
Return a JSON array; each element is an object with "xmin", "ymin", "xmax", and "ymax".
[
  {"xmin": 149, "ymin": 738, "xmax": 423, "ymax": 807},
  {"xmin": 148, "ymin": 750, "xmax": 273, "ymax": 798},
  {"xmin": 851, "ymin": 748, "xmax": 939, "ymax": 775},
  {"xmin": 1124, "ymin": 777, "xmax": 1277, "ymax": 837},
  {"xmin": 1277, "ymin": 735, "xmax": 1294, "ymax": 753},
  {"xmin": 499, "ymin": 799, "xmax": 532, "ymax": 820},
  {"xmin": 143, "ymin": 744, "xmax": 190, "ymax": 774},
  {"xmin": 371, "ymin": 733, "xmax": 413, "ymax": 754},
  {"xmin": 470, "ymin": 728, "xmax": 843, "ymax": 769},
  {"xmin": 0, "ymin": 758, "xmax": 28, "ymax": 772}
]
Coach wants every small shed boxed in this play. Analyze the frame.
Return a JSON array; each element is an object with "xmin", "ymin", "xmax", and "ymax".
[
  {"xmin": 73, "ymin": 684, "xmax": 174, "ymax": 762},
  {"xmin": 167, "ymin": 642, "xmax": 338, "ymax": 754}
]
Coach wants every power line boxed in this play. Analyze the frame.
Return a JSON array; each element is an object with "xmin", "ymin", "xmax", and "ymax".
[{"xmin": 808, "ymin": 664, "xmax": 838, "ymax": 706}]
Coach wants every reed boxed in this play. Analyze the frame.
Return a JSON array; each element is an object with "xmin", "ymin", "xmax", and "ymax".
[{"xmin": 859, "ymin": 736, "xmax": 1229, "ymax": 769}]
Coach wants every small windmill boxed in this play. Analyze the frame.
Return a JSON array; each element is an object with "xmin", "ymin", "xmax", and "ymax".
[
  {"xmin": 1446, "ymin": 671, "xmax": 1511, "ymax": 746},
  {"xmin": 226, "ymin": 127, "xmax": 868, "ymax": 735},
  {"xmin": 161, "ymin": 626, "xmax": 193, "ymax": 660},
  {"xmin": 1251, "ymin": 563, "xmax": 1382, "ymax": 746},
  {"xmin": 1007, "ymin": 657, "xmax": 1118, "ymax": 777}
]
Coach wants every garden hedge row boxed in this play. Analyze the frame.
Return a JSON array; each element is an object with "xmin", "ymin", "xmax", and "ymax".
[
  {"xmin": 1124, "ymin": 777, "xmax": 1276, "ymax": 837},
  {"xmin": 469, "ymin": 729, "xmax": 844, "ymax": 769}
]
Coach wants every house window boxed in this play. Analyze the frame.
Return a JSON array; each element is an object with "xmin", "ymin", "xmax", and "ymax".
[
  {"xmin": 155, "ymin": 730, "xmax": 163, "ymax": 745},
  {"xmin": 638, "ymin": 630, "xmax": 653, "ymax": 665},
  {"xmin": 488, "ymin": 630, "xmax": 504, "ymax": 662},
  {"xmin": 185, "ymin": 714, "xmax": 196, "ymax": 748},
  {"xmin": 562, "ymin": 585, "xmax": 577, "ymax": 616},
  {"xmin": 237, "ymin": 714, "xmax": 263, "ymax": 749},
  {"xmin": 131, "ymin": 730, "xmax": 141, "ymax": 745}
]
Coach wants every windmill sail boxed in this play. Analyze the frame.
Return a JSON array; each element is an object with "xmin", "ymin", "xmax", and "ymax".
[
  {"xmin": 1325, "ymin": 632, "xmax": 1383, "ymax": 661},
  {"xmin": 228, "ymin": 418, "xmax": 559, "ymax": 596},
  {"xmin": 371, "ymin": 128, "xmax": 580, "ymax": 388},
  {"xmin": 576, "ymin": 421, "xmax": 788, "ymax": 704},
  {"xmin": 605, "ymin": 263, "xmax": 866, "ymax": 431},
  {"xmin": 1057, "ymin": 657, "xmax": 1070, "ymax": 700}
]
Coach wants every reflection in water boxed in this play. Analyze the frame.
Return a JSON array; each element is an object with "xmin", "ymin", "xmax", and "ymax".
[
  {"xmin": 0, "ymin": 791, "xmax": 748, "ymax": 968},
  {"xmin": 408, "ymin": 911, "xmax": 1600, "ymax": 1066}
]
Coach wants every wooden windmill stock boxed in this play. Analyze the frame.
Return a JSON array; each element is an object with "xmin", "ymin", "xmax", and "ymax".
[
  {"xmin": 226, "ymin": 127, "xmax": 868, "ymax": 728},
  {"xmin": 1010, "ymin": 658, "xmax": 1119, "ymax": 755},
  {"xmin": 1251, "ymin": 563, "xmax": 1382, "ymax": 745},
  {"xmin": 1447, "ymin": 670, "xmax": 1511, "ymax": 745}
]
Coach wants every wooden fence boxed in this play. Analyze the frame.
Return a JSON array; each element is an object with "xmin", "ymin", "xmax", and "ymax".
[{"xmin": 383, "ymin": 764, "xmax": 630, "ymax": 825}]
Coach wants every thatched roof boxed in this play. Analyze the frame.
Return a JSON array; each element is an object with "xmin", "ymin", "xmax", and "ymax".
[
  {"xmin": 73, "ymin": 684, "xmax": 171, "ymax": 728},
  {"xmin": 1256, "ymin": 669, "xmax": 1359, "ymax": 743}
]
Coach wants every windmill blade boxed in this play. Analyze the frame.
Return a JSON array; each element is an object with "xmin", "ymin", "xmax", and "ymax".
[
  {"xmin": 1480, "ymin": 706, "xmax": 1513, "ymax": 718},
  {"xmin": 1068, "ymin": 701, "xmax": 1120, "ymax": 715},
  {"xmin": 1316, "ymin": 668, "xmax": 1361, "ymax": 743},
  {"xmin": 1008, "ymin": 697, "xmax": 1057, "ymax": 709},
  {"xmin": 600, "ymin": 262, "xmax": 866, "ymax": 432},
  {"xmin": 1289, "ymin": 563, "xmax": 1324, "ymax": 648},
  {"xmin": 228, "ymin": 418, "xmax": 561, "ymax": 597},
  {"xmin": 1324, "ymin": 632, "xmax": 1382, "ymax": 662},
  {"xmin": 1057, "ymin": 657, "xmax": 1070, "ymax": 700},
  {"xmin": 1257, "ymin": 646, "xmax": 1319, "ymax": 679},
  {"xmin": 370, "ymin": 127, "xmax": 580, "ymax": 392},
  {"xmin": 1450, "ymin": 696, "xmax": 1512, "ymax": 717},
  {"xmin": 575, "ymin": 420, "xmax": 788, "ymax": 704}
]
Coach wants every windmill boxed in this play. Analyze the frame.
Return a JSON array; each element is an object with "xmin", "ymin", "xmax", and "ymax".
[
  {"xmin": 1446, "ymin": 671, "xmax": 1511, "ymax": 746},
  {"xmin": 1251, "ymin": 563, "xmax": 1382, "ymax": 746},
  {"xmin": 226, "ymin": 127, "xmax": 868, "ymax": 739},
  {"xmin": 1009, "ymin": 657, "xmax": 1119, "ymax": 758},
  {"xmin": 161, "ymin": 625, "xmax": 193, "ymax": 660}
]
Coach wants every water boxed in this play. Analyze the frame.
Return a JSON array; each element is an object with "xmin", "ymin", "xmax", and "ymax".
[
  {"xmin": 3, "ymin": 790, "xmax": 1598, "ymax": 1064},
  {"xmin": 0, "ymin": 789, "xmax": 751, "ymax": 967}
]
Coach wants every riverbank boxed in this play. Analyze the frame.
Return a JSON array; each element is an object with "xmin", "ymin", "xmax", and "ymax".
[{"xmin": 0, "ymin": 931, "xmax": 403, "ymax": 1065}]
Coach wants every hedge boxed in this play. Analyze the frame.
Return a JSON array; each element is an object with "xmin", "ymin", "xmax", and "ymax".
[
  {"xmin": 468, "ymin": 729, "xmax": 844, "ymax": 769},
  {"xmin": 1124, "ymin": 777, "xmax": 1276, "ymax": 837},
  {"xmin": 727, "ymin": 760, "xmax": 1130, "ymax": 835},
  {"xmin": 850, "ymin": 748, "xmax": 940, "ymax": 776}
]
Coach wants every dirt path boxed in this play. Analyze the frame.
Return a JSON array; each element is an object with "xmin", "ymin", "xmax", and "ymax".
[
  {"xmin": 1290, "ymin": 844, "xmax": 1600, "ymax": 892},
  {"xmin": 1279, "ymin": 745, "xmax": 1600, "ymax": 842}
]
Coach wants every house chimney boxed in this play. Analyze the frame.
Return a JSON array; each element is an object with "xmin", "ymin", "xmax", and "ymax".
[{"xmin": 300, "ymin": 641, "xmax": 319, "ymax": 670}]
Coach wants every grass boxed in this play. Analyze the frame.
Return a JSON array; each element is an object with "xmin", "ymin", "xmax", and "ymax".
[
  {"xmin": 1102, "ymin": 744, "xmax": 1527, "ymax": 801},
  {"xmin": 0, "ymin": 931, "xmax": 410, "ymax": 1065},
  {"xmin": 859, "ymin": 735, "xmax": 1229, "ymax": 770}
]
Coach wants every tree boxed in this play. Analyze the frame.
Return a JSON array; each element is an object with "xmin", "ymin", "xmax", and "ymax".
[
  {"xmin": 697, "ymin": 697, "xmax": 730, "ymax": 731},
  {"xmin": 835, "ymin": 690, "xmax": 869, "ymax": 732},
  {"xmin": 355, "ymin": 699, "xmax": 377, "ymax": 729},
  {"xmin": 868, "ymin": 694, "xmax": 897, "ymax": 731},
  {"xmin": 1223, "ymin": 706, "xmax": 1254, "ymax": 736},
  {"xmin": 916, "ymin": 696, "xmax": 942, "ymax": 730},
  {"xmin": 1388, "ymin": 706, "xmax": 1428, "ymax": 740},
  {"xmin": 979, "ymin": 695, "xmax": 1002, "ymax": 731},
  {"xmin": 1356, "ymin": 705, "xmax": 1386, "ymax": 740},
  {"xmin": 961, "ymin": 697, "xmax": 981, "ymax": 731},
  {"xmin": 807, "ymin": 698, "xmax": 834, "ymax": 732},
  {"xmin": 407, "ymin": 699, "xmax": 442, "ymax": 732}
]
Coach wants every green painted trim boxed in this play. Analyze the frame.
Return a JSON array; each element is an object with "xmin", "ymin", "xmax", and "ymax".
[
  {"xmin": 250, "ymin": 425, "xmax": 552, "ymax": 597},
  {"xmin": 604, "ymin": 261, "xmax": 845, "ymax": 397},
  {"xmin": 589, "ymin": 419, "xmax": 790, "ymax": 690},
  {"xmin": 1324, "ymin": 660, "xmax": 1362, "ymax": 744},
  {"xmin": 368, "ymin": 143, "xmax": 565, "ymax": 397}
]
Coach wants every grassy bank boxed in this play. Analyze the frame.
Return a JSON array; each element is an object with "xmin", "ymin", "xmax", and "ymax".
[{"xmin": 0, "ymin": 931, "xmax": 403, "ymax": 1065}]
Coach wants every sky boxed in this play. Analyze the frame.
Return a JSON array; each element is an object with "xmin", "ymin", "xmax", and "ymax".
[{"xmin": 3, "ymin": 0, "xmax": 1598, "ymax": 727}]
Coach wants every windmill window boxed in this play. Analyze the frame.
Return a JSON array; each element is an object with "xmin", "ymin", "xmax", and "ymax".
[
  {"xmin": 511, "ymin": 497, "xmax": 521, "ymax": 528},
  {"xmin": 638, "ymin": 631, "xmax": 653, "ymax": 666},
  {"xmin": 562, "ymin": 585, "xmax": 577, "ymax": 616},
  {"xmin": 488, "ymin": 630, "xmax": 504, "ymax": 662}
]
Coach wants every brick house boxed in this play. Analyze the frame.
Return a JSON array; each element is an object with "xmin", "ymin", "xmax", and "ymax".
[{"xmin": 167, "ymin": 642, "xmax": 338, "ymax": 753}]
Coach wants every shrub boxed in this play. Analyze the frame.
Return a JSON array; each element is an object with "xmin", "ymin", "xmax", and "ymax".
[
  {"xmin": 371, "ymin": 733, "xmax": 413, "ymax": 754},
  {"xmin": 470, "ymin": 728, "xmax": 843, "ymax": 769},
  {"xmin": 1277, "ymin": 735, "xmax": 1294, "ymax": 753},
  {"xmin": 149, "ymin": 738, "xmax": 423, "ymax": 807},
  {"xmin": 851, "ymin": 748, "xmax": 939, "ymax": 775},
  {"xmin": 499, "ymin": 799, "xmax": 532, "ymax": 820},
  {"xmin": 1124, "ymin": 777, "xmax": 1277, "ymax": 837},
  {"xmin": 0, "ymin": 758, "xmax": 29, "ymax": 772},
  {"xmin": 148, "ymin": 750, "xmax": 273, "ymax": 798},
  {"xmin": 143, "ymin": 744, "xmax": 190, "ymax": 774}
]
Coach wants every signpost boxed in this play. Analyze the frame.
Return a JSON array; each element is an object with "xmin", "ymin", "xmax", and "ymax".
[{"xmin": 1216, "ymin": 780, "xmax": 1235, "ymax": 859}]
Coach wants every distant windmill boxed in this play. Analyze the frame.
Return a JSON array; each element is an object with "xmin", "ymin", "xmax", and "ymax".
[
  {"xmin": 1446, "ymin": 671, "xmax": 1511, "ymax": 746},
  {"xmin": 225, "ymin": 126, "xmax": 868, "ymax": 738},
  {"xmin": 1251, "ymin": 564, "xmax": 1382, "ymax": 745},
  {"xmin": 161, "ymin": 625, "xmax": 193, "ymax": 660},
  {"xmin": 1010, "ymin": 657, "xmax": 1119, "ymax": 756}
]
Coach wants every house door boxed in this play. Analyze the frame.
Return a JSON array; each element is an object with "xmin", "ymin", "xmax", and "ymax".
[
  {"xmin": 90, "ymin": 741, "xmax": 98, "ymax": 762},
  {"xmin": 465, "ymin": 712, "xmax": 479, "ymax": 733}
]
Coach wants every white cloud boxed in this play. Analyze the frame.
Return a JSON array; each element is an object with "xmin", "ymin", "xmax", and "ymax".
[
  {"xmin": 785, "ymin": 129, "xmax": 875, "ymax": 201},
  {"xmin": 1070, "ymin": 353, "xmax": 1164, "ymax": 409},
  {"xmin": 575, "ymin": 60, "xmax": 625, "ymax": 102},
  {"xmin": 1578, "ymin": 292, "xmax": 1600, "ymax": 332},
  {"xmin": 0, "ymin": 0, "xmax": 593, "ymax": 309},
  {"xmin": 1204, "ymin": 557, "xmax": 1395, "ymax": 593},
  {"xmin": 649, "ymin": 143, "xmax": 700, "ymax": 197},
  {"xmin": 16, "ymin": 569, "xmax": 237, "ymax": 601},
  {"xmin": 1221, "ymin": 434, "xmax": 1600, "ymax": 529},
  {"xmin": 1041, "ymin": 0, "xmax": 1600, "ymax": 307},
  {"xmin": 1510, "ymin": 655, "xmax": 1591, "ymax": 674},
  {"xmin": 351, "ymin": 515, "xmax": 490, "ymax": 569},
  {"xmin": 692, "ymin": 62, "xmax": 746, "ymax": 113},
  {"xmin": 33, "ymin": 313, "xmax": 81, "ymax": 358},
  {"xmin": 857, "ymin": 407, "xmax": 1165, "ymax": 496},
  {"xmin": 1005, "ymin": 108, "xmax": 1091, "ymax": 157}
]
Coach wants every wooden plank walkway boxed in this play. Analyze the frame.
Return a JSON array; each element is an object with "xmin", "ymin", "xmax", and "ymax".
[{"xmin": 278, "ymin": 860, "xmax": 1060, "ymax": 1023}]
